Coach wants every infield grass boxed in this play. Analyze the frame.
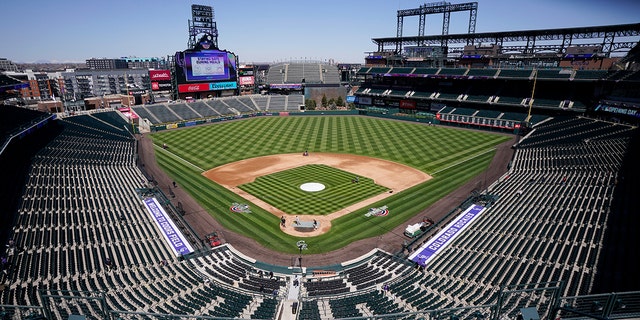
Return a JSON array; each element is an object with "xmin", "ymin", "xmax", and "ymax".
[
  {"xmin": 238, "ymin": 164, "xmax": 389, "ymax": 215},
  {"xmin": 151, "ymin": 116, "xmax": 511, "ymax": 254}
]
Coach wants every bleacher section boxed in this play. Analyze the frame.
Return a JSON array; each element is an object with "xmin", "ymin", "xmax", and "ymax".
[
  {"xmin": 205, "ymin": 99, "xmax": 233, "ymax": 115},
  {"xmin": 358, "ymin": 67, "xmax": 613, "ymax": 84},
  {"xmin": 412, "ymin": 67, "xmax": 439, "ymax": 75},
  {"xmin": 464, "ymin": 88, "xmax": 494, "ymax": 103},
  {"xmin": 450, "ymin": 107, "xmax": 476, "ymax": 116},
  {"xmin": 356, "ymin": 66, "xmax": 597, "ymax": 114},
  {"xmin": 0, "ymin": 106, "xmax": 52, "ymax": 154},
  {"xmin": 297, "ymin": 117, "xmax": 637, "ymax": 319},
  {"xmin": 187, "ymin": 101, "xmax": 221, "ymax": 118},
  {"xmin": 497, "ymin": 69, "xmax": 534, "ymax": 78},
  {"xmin": 266, "ymin": 63, "xmax": 340, "ymax": 84},
  {"xmin": 91, "ymin": 111, "xmax": 134, "ymax": 134},
  {"xmin": 367, "ymin": 67, "xmax": 392, "ymax": 74},
  {"xmin": 573, "ymin": 70, "xmax": 608, "ymax": 80},
  {"xmin": 170, "ymin": 103, "xmax": 201, "ymax": 120},
  {"xmin": 1, "ymin": 110, "xmax": 638, "ymax": 319},
  {"xmin": 131, "ymin": 94, "xmax": 302, "ymax": 125},
  {"xmin": 266, "ymin": 65, "xmax": 285, "ymax": 84},
  {"xmin": 224, "ymin": 97, "xmax": 257, "ymax": 113},
  {"xmin": 466, "ymin": 68, "xmax": 498, "ymax": 78},
  {"xmin": 439, "ymin": 68, "xmax": 468, "ymax": 76},
  {"xmin": 535, "ymin": 69, "xmax": 572, "ymax": 80},
  {"xmin": 0, "ymin": 106, "xmax": 49, "ymax": 139},
  {"xmin": 323, "ymin": 65, "xmax": 341, "ymax": 84},
  {"xmin": 251, "ymin": 95, "xmax": 269, "ymax": 111},
  {"xmin": 0, "ymin": 113, "xmax": 285, "ymax": 319},
  {"xmin": 267, "ymin": 95, "xmax": 286, "ymax": 112},
  {"xmin": 388, "ymin": 67, "xmax": 414, "ymax": 74},
  {"xmin": 359, "ymin": 67, "xmax": 589, "ymax": 81},
  {"xmin": 144, "ymin": 104, "xmax": 182, "ymax": 123}
]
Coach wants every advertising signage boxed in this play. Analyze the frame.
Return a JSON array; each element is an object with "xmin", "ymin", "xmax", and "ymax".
[
  {"xmin": 152, "ymin": 82, "xmax": 172, "ymax": 91},
  {"xmin": 239, "ymin": 76, "xmax": 255, "ymax": 86},
  {"xmin": 400, "ymin": 99, "xmax": 417, "ymax": 109},
  {"xmin": 174, "ymin": 49, "xmax": 239, "ymax": 93},
  {"xmin": 176, "ymin": 50, "xmax": 237, "ymax": 83},
  {"xmin": 270, "ymin": 83, "xmax": 302, "ymax": 90},
  {"xmin": 178, "ymin": 81, "xmax": 237, "ymax": 93},
  {"xmin": 178, "ymin": 83, "xmax": 209, "ymax": 93},
  {"xmin": 149, "ymin": 70, "xmax": 171, "ymax": 81},
  {"xmin": 149, "ymin": 69, "xmax": 172, "ymax": 91},
  {"xmin": 209, "ymin": 81, "xmax": 237, "ymax": 90}
]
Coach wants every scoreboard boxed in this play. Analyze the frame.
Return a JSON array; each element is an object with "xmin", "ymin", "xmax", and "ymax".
[{"xmin": 174, "ymin": 49, "xmax": 238, "ymax": 93}]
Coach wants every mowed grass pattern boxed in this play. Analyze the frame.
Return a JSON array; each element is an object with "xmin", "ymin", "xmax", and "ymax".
[
  {"xmin": 151, "ymin": 116, "xmax": 511, "ymax": 254},
  {"xmin": 238, "ymin": 164, "xmax": 389, "ymax": 215}
]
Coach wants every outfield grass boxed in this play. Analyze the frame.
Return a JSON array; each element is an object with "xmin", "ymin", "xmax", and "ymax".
[
  {"xmin": 238, "ymin": 164, "xmax": 389, "ymax": 215},
  {"xmin": 151, "ymin": 116, "xmax": 511, "ymax": 254}
]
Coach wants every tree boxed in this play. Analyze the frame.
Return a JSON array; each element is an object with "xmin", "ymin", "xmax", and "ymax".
[
  {"xmin": 335, "ymin": 96, "xmax": 344, "ymax": 107},
  {"xmin": 305, "ymin": 98, "xmax": 316, "ymax": 110},
  {"xmin": 321, "ymin": 94, "xmax": 328, "ymax": 108}
]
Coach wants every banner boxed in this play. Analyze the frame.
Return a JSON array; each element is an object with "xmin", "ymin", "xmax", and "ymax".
[
  {"xmin": 359, "ymin": 97, "xmax": 372, "ymax": 105},
  {"xmin": 152, "ymin": 82, "xmax": 172, "ymax": 91},
  {"xmin": 149, "ymin": 70, "xmax": 171, "ymax": 81},
  {"xmin": 143, "ymin": 197, "xmax": 194, "ymax": 256},
  {"xmin": 118, "ymin": 107, "xmax": 138, "ymax": 120},
  {"xmin": 178, "ymin": 83, "xmax": 209, "ymax": 93},
  {"xmin": 239, "ymin": 76, "xmax": 255, "ymax": 86},
  {"xmin": 209, "ymin": 81, "xmax": 237, "ymax": 90},
  {"xmin": 270, "ymin": 83, "xmax": 302, "ymax": 90},
  {"xmin": 409, "ymin": 204, "xmax": 485, "ymax": 266},
  {"xmin": 400, "ymin": 99, "xmax": 417, "ymax": 109}
]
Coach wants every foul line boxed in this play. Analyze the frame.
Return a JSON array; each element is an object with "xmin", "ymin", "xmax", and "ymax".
[
  {"xmin": 154, "ymin": 144, "xmax": 205, "ymax": 172},
  {"xmin": 432, "ymin": 147, "xmax": 496, "ymax": 175}
]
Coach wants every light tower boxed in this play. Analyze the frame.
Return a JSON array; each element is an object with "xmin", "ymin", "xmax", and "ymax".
[{"xmin": 188, "ymin": 4, "xmax": 218, "ymax": 50}]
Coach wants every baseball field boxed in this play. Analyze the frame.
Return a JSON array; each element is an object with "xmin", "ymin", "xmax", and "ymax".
[{"xmin": 150, "ymin": 115, "xmax": 510, "ymax": 254}]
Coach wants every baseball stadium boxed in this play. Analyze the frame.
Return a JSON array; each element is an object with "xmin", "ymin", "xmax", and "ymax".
[{"xmin": 1, "ymin": 2, "xmax": 640, "ymax": 320}]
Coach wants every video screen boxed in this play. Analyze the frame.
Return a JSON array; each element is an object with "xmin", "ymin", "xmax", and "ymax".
[{"xmin": 181, "ymin": 50, "xmax": 237, "ymax": 82}]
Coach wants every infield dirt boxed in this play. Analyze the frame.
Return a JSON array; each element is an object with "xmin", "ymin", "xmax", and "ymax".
[{"xmin": 202, "ymin": 153, "xmax": 432, "ymax": 237}]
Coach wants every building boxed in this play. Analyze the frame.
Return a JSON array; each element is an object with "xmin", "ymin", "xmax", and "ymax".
[
  {"xmin": 0, "ymin": 58, "xmax": 20, "ymax": 72},
  {"xmin": 61, "ymin": 69, "xmax": 150, "ymax": 101},
  {"xmin": 86, "ymin": 57, "xmax": 167, "ymax": 70},
  {"xmin": 86, "ymin": 58, "xmax": 128, "ymax": 70},
  {"xmin": 124, "ymin": 57, "xmax": 167, "ymax": 69},
  {"xmin": 3, "ymin": 70, "xmax": 65, "ymax": 101},
  {"xmin": 83, "ymin": 94, "xmax": 135, "ymax": 110}
]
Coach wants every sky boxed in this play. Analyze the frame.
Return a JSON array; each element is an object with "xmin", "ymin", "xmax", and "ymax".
[{"xmin": 1, "ymin": 0, "xmax": 639, "ymax": 64}]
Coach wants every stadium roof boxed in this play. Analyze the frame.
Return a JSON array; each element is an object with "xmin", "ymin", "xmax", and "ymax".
[{"xmin": 372, "ymin": 23, "xmax": 640, "ymax": 56}]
